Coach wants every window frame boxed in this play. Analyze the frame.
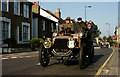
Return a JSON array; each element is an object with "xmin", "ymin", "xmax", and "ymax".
[
  {"xmin": 42, "ymin": 20, "xmax": 45, "ymax": 30},
  {"xmin": 14, "ymin": 0, "xmax": 20, "ymax": 15},
  {"xmin": 2, "ymin": 21, "xmax": 9, "ymax": 40},
  {"xmin": 0, "ymin": 17, "xmax": 11, "ymax": 43},
  {"xmin": 1, "ymin": 0, "xmax": 9, "ymax": 12},
  {"xmin": 22, "ymin": 22, "xmax": 30, "ymax": 42},
  {"xmin": 23, "ymin": 3, "xmax": 29, "ymax": 18},
  {"xmin": 51, "ymin": 23, "xmax": 54, "ymax": 32}
]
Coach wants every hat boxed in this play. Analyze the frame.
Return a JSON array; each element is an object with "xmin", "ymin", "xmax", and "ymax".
[
  {"xmin": 66, "ymin": 17, "xmax": 70, "ymax": 20},
  {"xmin": 87, "ymin": 21, "xmax": 92, "ymax": 24},
  {"xmin": 77, "ymin": 17, "xmax": 82, "ymax": 21}
]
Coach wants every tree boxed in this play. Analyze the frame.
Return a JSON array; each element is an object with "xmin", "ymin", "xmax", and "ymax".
[
  {"xmin": 103, "ymin": 36, "xmax": 107, "ymax": 41},
  {"xmin": 89, "ymin": 21, "xmax": 101, "ymax": 38}
]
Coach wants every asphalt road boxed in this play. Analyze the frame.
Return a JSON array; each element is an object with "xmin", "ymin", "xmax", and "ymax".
[{"xmin": 1, "ymin": 48, "xmax": 116, "ymax": 76}]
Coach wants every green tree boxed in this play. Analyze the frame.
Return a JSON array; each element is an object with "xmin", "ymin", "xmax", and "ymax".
[
  {"xmin": 103, "ymin": 36, "xmax": 107, "ymax": 41},
  {"xmin": 89, "ymin": 21, "xmax": 101, "ymax": 37}
]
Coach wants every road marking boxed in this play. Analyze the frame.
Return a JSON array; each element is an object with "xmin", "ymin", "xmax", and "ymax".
[
  {"xmin": 19, "ymin": 57, "xmax": 24, "ymax": 58},
  {"xmin": 94, "ymin": 47, "xmax": 101, "ymax": 49},
  {"xmin": 25, "ymin": 56, "xmax": 32, "ymax": 58},
  {"xmin": 10, "ymin": 57, "xmax": 18, "ymax": 59},
  {"xmin": 94, "ymin": 48, "xmax": 115, "ymax": 77},
  {"xmin": 2, "ymin": 58, "xmax": 9, "ymax": 60},
  {"xmin": 36, "ymin": 63, "xmax": 41, "ymax": 66}
]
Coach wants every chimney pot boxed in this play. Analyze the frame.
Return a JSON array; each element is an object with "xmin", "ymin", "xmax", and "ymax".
[
  {"xmin": 34, "ymin": 2, "xmax": 36, "ymax": 5},
  {"xmin": 37, "ymin": 1, "xmax": 39, "ymax": 5}
]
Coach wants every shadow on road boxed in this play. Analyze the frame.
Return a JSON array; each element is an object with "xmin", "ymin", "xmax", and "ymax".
[
  {"xmin": 48, "ymin": 54, "xmax": 104, "ymax": 68},
  {"xmin": 93, "ymin": 55, "xmax": 104, "ymax": 63}
]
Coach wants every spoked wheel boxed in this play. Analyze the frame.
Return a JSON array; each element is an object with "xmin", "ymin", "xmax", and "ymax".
[
  {"xmin": 39, "ymin": 44, "xmax": 50, "ymax": 67},
  {"xmin": 79, "ymin": 42, "xmax": 86, "ymax": 69}
]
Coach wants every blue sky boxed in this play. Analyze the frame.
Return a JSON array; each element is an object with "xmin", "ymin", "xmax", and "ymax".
[{"xmin": 34, "ymin": 2, "xmax": 118, "ymax": 37}]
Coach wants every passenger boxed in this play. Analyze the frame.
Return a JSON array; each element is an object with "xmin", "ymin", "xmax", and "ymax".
[
  {"xmin": 60, "ymin": 17, "xmax": 74, "ymax": 34},
  {"xmin": 75, "ymin": 17, "xmax": 87, "ymax": 33}
]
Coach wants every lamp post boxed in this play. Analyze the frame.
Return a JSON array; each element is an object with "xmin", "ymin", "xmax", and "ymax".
[
  {"xmin": 85, "ymin": 5, "xmax": 92, "ymax": 22},
  {"xmin": 106, "ymin": 23, "xmax": 110, "ymax": 37}
]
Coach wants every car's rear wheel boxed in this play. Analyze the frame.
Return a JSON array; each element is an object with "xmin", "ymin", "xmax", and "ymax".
[
  {"xmin": 39, "ymin": 44, "xmax": 50, "ymax": 67},
  {"xmin": 79, "ymin": 42, "xmax": 86, "ymax": 69}
]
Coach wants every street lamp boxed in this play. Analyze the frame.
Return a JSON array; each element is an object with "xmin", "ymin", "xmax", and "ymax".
[
  {"xmin": 85, "ymin": 5, "xmax": 92, "ymax": 21},
  {"xmin": 106, "ymin": 23, "xmax": 110, "ymax": 37}
]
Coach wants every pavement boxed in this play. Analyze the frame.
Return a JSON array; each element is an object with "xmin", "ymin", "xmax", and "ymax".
[
  {"xmin": 100, "ymin": 48, "xmax": 119, "ymax": 76},
  {"xmin": 0, "ymin": 48, "xmax": 119, "ymax": 77}
]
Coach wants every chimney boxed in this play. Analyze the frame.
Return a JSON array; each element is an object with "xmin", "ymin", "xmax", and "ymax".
[
  {"xmin": 32, "ymin": 1, "xmax": 40, "ymax": 14},
  {"xmin": 55, "ymin": 8, "xmax": 61, "ymax": 18},
  {"xmin": 37, "ymin": 1, "xmax": 39, "ymax": 5}
]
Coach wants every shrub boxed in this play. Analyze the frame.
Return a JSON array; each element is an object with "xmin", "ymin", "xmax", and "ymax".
[
  {"xmin": 30, "ymin": 38, "xmax": 44, "ymax": 50},
  {"xmin": 3, "ymin": 38, "xmax": 17, "ymax": 45},
  {"xmin": 109, "ymin": 41, "xmax": 115, "ymax": 47}
]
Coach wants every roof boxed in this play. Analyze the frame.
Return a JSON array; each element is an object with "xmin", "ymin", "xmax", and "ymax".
[
  {"xmin": 71, "ymin": 19, "xmax": 77, "ymax": 23},
  {"xmin": 23, "ymin": 0, "xmax": 34, "ymax": 5},
  {"xmin": 33, "ymin": 13, "xmax": 56, "ymax": 23},
  {"xmin": 40, "ymin": 8, "xmax": 64, "ymax": 22}
]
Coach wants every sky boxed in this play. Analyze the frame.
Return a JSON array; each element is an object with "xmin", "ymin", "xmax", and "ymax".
[{"xmin": 29, "ymin": 1, "xmax": 118, "ymax": 37}]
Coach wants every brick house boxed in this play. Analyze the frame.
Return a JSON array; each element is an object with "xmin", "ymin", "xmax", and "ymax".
[
  {"xmin": 0, "ymin": 0, "xmax": 33, "ymax": 53},
  {"xmin": 42, "ymin": 8, "xmax": 64, "ymax": 32},
  {"xmin": 33, "ymin": 13, "xmax": 56, "ymax": 39},
  {"xmin": 32, "ymin": 2, "xmax": 63, "ymax": 39}
]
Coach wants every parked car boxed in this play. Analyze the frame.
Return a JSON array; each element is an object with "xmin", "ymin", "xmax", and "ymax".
[
  {"xmin": 101, "ymin": 41, "xmax": 110, "ymax": 48},
  {"xmin": 39, "ymin": 27, "xmax": 94, "ymax": 69}
]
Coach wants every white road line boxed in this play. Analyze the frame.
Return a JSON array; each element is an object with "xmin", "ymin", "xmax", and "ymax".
[
  {"xmin": 24, "ymin": 56, "xmax": 32, "ymax": 58},
  {"xmin": 19, "ymin": 57, "xmax": 24, "ymax": 58},
  {"xmin": 94, "ymin": 47, "xmax": 101, "ymax": 49},
  {"xmin": 36, "ymin": 63, "xmax": 41, "ymax": 66},
  {"xmin": 2, "ymin": 58, "xmax": 9, "ymax": 60},
  {"xmin": 10, "ymin": 57, "xmax": 18, "ymax": 59}
]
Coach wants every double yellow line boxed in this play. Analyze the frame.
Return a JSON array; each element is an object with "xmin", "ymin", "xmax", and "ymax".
[{"xmin": 94, "ymin": 48, "xmax": 115, "ymax": 77}]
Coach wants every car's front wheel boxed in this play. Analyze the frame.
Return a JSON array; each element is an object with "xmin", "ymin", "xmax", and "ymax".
[{"xmin": 39, "ymin": 44, "xmax": 50, "ymax": 67}]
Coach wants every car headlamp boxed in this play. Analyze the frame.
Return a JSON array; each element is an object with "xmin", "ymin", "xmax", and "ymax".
[
  {"xmin": 79, "ymin": 32, "xmax": 83, "ymax": 38},
  {"xmin": 43, "ymin": 38, "xmax": 52, "ymax": 48},
  {"xmin": 52, "ymin": 32, "xmax": 57, "ymax": 37}
]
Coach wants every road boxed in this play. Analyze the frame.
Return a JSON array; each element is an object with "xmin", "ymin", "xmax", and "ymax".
[{"xmin": 1, "ymin": 48, "xmax": 119, "ymax": 77}]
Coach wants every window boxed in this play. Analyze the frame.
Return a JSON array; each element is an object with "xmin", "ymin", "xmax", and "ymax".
[
  {"xmin": 42, "ymin": 36, "xmax": 45, "ymax": 39},
  {"xmin": 42, "ymin": 20, "xmax": 45, "ymax": 30},
  {"xmin": 14, "ymin": 0, "xmax": 20, "ymax": 15},
  {"xmin": 2, "ymin": 0, "xmax": 9, "ymax": 12},
  {"xmin": 24, "ymin": 4, "xmax": 29, "ymax": 18},
  {"xmin": 51, "ymin": 23, "xmax": 54, "ymax": 32},
  {"xmin": 2, "ymin": 21, "xmax": 9, "ymax": 40},
  {"xmin": 22, "ymin": 25, "xmax": 29, "ymax": 41}
]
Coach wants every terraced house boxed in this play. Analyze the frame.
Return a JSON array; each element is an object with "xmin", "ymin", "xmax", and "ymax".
[{"xmin": 0, "ymin": 0, "xmax": 33, "ymax": 53}]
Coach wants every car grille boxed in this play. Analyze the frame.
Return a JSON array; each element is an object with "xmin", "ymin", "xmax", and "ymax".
[{"xmin": 53, "ymin": 39, "xmax": 69, "ymax": 52}]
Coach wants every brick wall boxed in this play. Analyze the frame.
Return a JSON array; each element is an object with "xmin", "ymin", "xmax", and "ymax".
[{"xmin": 2, "ymin": 2, "xmax": 32, "ymax": 41}]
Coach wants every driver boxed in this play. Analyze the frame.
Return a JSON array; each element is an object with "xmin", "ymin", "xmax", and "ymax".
[{"xmin": 60, "ymin": 17, "xmax": 74, "ymax": 34}]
